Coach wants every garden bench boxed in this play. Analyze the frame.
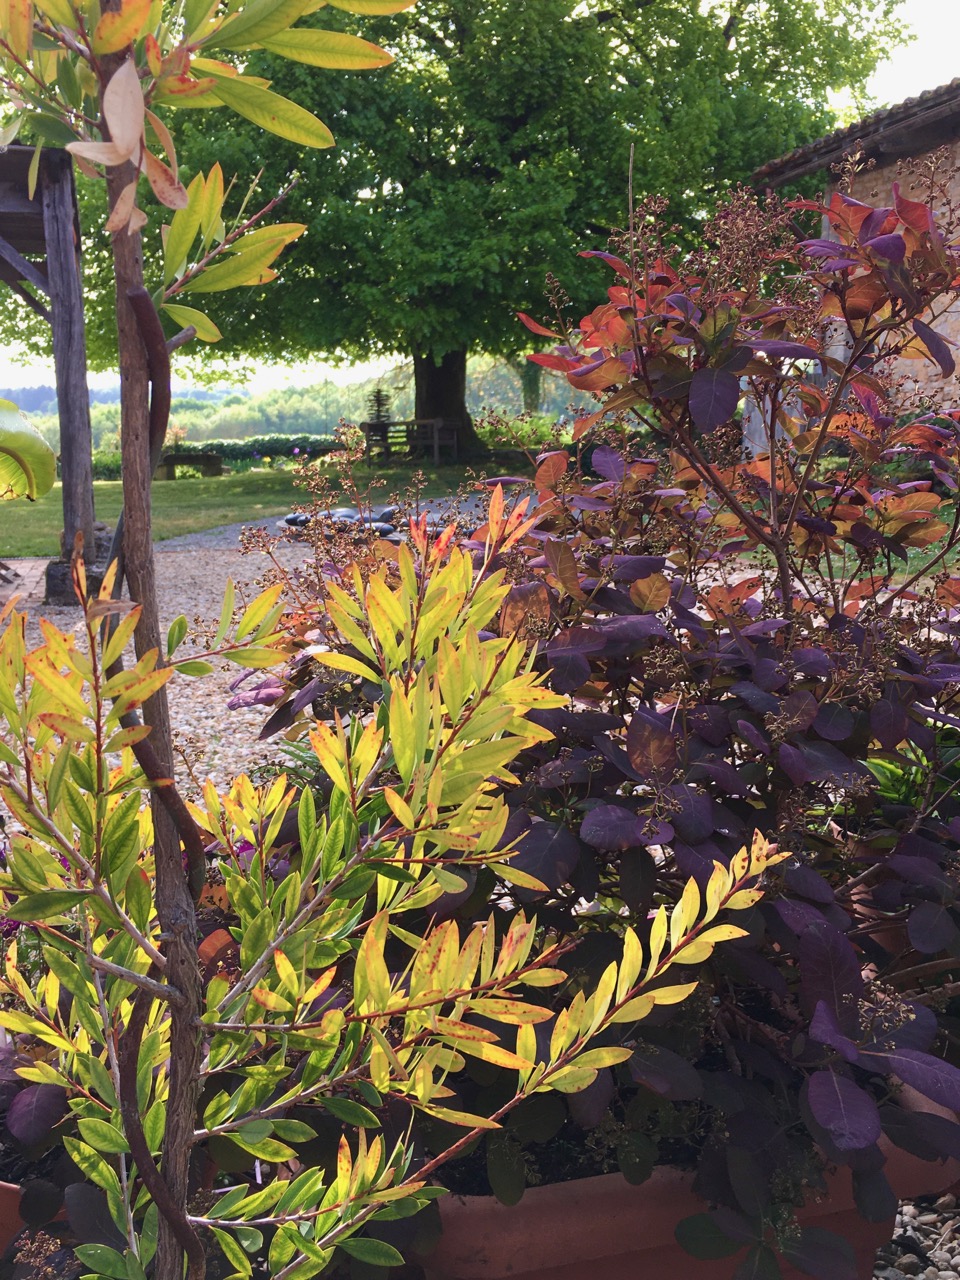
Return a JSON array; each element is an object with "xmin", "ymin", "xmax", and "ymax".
[
  {"xmin": 361, "ymin": 418, "xmax": 458, "ymax": 465},
  {"xmin": 156, "ymin": 450, "xmax": 223, "ymax": 480}
]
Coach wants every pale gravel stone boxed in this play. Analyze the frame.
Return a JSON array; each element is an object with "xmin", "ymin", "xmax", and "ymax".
[{"xmin": 21, "ymin": 541, "xmax": 308, "ymax": 798}]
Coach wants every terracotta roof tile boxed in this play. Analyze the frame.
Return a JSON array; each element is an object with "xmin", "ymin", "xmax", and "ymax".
[{"xmin": 752, "ymin": 79, "xmax": 960, "ymax": 189}]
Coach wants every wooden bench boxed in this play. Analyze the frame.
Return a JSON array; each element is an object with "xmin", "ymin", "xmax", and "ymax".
[
  {"xmin": 361, "ymin": 418, "xmax": 458, "ymax": 465},
  {"xmin": 156, "ymin": 451, "xmax": 223, "ymax": 480}
]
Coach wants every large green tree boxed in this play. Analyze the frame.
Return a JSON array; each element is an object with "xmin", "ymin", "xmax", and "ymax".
[
  {"xmin": 179, "ymin": 0, "xmax": 904, "ymax": 448},
  {"xmin": 4, "ymin": 0, "xmax": 905, "ymax": 447}
]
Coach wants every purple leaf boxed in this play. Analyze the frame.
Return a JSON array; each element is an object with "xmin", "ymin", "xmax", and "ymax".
[
  {"xmin": 779, "ymin": 743, "xmax": 809, "ymax": 785},
  {"xmin": 797, "ymin": 921, "xmax": 864, "ymax": 1031},
  {"xmin": 907, "ymin": 901, "xmax": 960, "ymax": 955},
  {"xmin": 6, "ymin": 1084, "xmax": 68, "ymax": 1145},
  {"xmin": 781, "ymin": 1227, "xmax": 856, "ymax": 1280},
  {"xmin": 863, "ymin": 1047, "xmax": 960, "ymax": 1110},
  {"xmin": 629, "ymin": 1041, "xmax": 703, "ymax": 1100},
  {"xmin": 814, "ymin": 702, "xmax": 854, "ymax": 742},
  {"xmin": 864, "ymin": 233, "xmax": 906, "ymax": 263},
  {"xmin": 736, "ymin": 719, "xmax": 771, "ymax": 755},
  {"xmin": 810, "ymin": 1001, "xmax": 860, "ymax": 1063},
  {"xmin": 599, "ymin": 555, "xmax": 666, "ymax": 580},
  {"xmin": 580, "ymin": 805, "xmax": 642, "ymax": 852},
  {"xmin": 591, "ymin": 445, "xmax": 626, "ymax": 482},
  {"xmin": 511, "ymin": 821, "xmax": 580, "ymax": 891},
  {"xmin": 783, "ymin": 690, "xmax": 819, "ymax": 731},
  {"xmin": 793, "ymin": 648, "xmax": 835, "ymax": 676},
  {"xmin": 913, "ymin": 319, "xmax": 956, "ymax": 377},
  {"xmin": 858, "ymin": 208, "xmax": 894, "ymax": 241},
  {"xmin": 783, "ymin": 865, "xmax": 835, "ymax": 904},
  {"xmin": 853, "ymin": 1166, "xmax": 898, "ymax": 1223},
  {"xmin": 746, "ymin": 339, "xmax": 822, "ymax": 365},
  {"xmin": 567, "ymin": 1067, "xmax": 615, "ymax": 1128},
  {"xmin": 870, "ymin": 698, "xmax": 908, "ymax": 750},
  {"xmin": 688, "ymin": 367, "xmax": 741, "ymax": 431},
  {"xmin": 807, "ymin": 1072, "xmax": 881, "ymax": 1150}
]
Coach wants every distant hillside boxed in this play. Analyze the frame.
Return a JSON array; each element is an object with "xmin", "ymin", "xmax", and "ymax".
[{"xmin": 12, "ymin": 357, "xmax": 581, "ymax": 450}]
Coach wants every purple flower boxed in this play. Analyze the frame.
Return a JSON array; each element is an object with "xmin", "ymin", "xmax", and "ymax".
[{"xmin": 293, "ymin": 448, "xmax": 300, "ymax": 455}]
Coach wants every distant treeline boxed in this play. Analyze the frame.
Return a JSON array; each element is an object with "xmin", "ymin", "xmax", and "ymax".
[{"xmin": 14, "ymin": 357, "xmax": 575, "ymax": 451}]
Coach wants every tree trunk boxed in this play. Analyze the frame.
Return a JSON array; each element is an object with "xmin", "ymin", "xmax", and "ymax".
[
  {"xmin": 508, "ymin": 358, "xmax": 542, "ymax": 416},
  {"xmin": 99, "ymin": 30, "xmax": 202, "ymax": 1280},
  {"xmin": 413, "ymin": 349, "xmax": 487, "ymax": 459}
]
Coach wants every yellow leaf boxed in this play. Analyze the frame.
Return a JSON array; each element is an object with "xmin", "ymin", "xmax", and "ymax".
[
  {"xmin": 34, "ymin": 0, "xmax": 75, "ymax": 24},
  {"xmin": 93, "ymin": 0, "xmax": 153, "ymax": 54},
  {"xmin": 417, "ymin": 1105, "xmax": 501, "ymax": 1129},
  {"xmin": 649, "ymin": 981, "xmax": 700, "ymax": 1005},
  {"xmin": 205, "ymin": 71, "xmax": 335, "ymax": 149},
  {"xmin": 608, "ymin": 993, "xmax": 655, "ymax": 1023},
  {"xmin": 260, "ymin": 27, "xmax": 393, "ymax": 69},
  {"xmin": 251, "ymin": 984, "xmax": 293, "ymax": 1012},
  {"xmin": 3, "ymin": 0, "xmax": 32, "ymax": 61},
  {"xmin": 383, "ymin": 787, "xmax": 415, "ymax": 830}
]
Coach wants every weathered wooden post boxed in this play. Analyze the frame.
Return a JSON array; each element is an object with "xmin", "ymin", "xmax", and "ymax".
[
  {"xmin": 40, "ymin": 149, "xmax": 96, "ymax": 565},
  {"xmin": 0, "ymin": 145, "xmax": 96, "ymax": 596}
]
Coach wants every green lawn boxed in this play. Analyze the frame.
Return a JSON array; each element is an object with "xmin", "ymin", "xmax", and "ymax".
[{"xmin": 0, "ymin": 464, "xmax": 475, "ymax": 558}]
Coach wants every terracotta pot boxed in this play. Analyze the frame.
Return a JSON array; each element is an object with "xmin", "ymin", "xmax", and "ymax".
[
  {"xmin": 0, "ymin": 1181, "xmax": 24, "ymax": 1256},
  {"xmin": 417, "ymin": 1137, "xmax": 960, "ymax": 1280}
]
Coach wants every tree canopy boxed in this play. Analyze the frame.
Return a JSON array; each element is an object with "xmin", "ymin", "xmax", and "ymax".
[
  {"xmin": 4, "ymin": 0, "xmax": 906, "ymax": 423},
  {"xmin": 182, "ymin": 0, "xmax": 905, "ymax": 368}
]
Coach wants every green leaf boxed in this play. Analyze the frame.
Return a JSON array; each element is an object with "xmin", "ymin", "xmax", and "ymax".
[
  {"xmin": 260, "ymin": 28, "xmax": 392, "ymax": 70},
  {"xmin": 210, "ymin": 1228, "xmax": 252, "ymax": 1278},
  {"xmin": 77, "ymin": 1117, "xmax": 129, "ymax": 1154},
  {"xmin": 325, "ymin": 0, "xmax": 415, "ymax": 12},
  {"xmin": 337, "ymin": 1238, "xmax": 405, "ymax": 1267},
  {"xmin": 5, "ymin": 889, "xmax": 93, "ymax": 922},
  {"xmin": 166, "ymin": 615, "xmax": 189, "ymax": 656},
  {"xmin": 162, "ymin": 303, "xmax": 222, "ymax": 343},
  {"xmin": 74, "ymin": 1245, "xmax": 128, "ymax": 1280},
  {"xmin": 0, "ymin": 401, "xmax": 57, "ymax": 500},
  {"xmin": 203, "ymin": 72, "xmax": 334, "ymax": 150},
  {"xmin": 0, "ymin": 116, "xmax": 23, "ymax": 147},
  {"xmin": 182, "ymin": 247, "xmax": 281, "ymax": 294},
  {"xmin": 319, "ymin": 1096, "xmax": 379, "ymax": 1128},
  {"xmin": 206, "ymin": 0, "xmax": 316, "ymax": 51},
  {"xmin": 173, "ymin": 659, "xmax": 215, "ymax": 676}
]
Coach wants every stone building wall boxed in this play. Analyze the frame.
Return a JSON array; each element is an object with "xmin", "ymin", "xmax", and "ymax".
[{"xmin": 828, "ymin": 145, "xmax": 960, "ymax": 409}]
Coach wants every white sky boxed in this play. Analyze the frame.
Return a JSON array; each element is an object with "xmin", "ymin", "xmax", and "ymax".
[{"xmin": 3, "ymin": 0, "xmax": 957, "ymax": 395}]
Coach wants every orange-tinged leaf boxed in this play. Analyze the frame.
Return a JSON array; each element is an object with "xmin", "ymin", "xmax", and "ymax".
[
  {"xmin": 4, "ymin": 0, "xmax": 32, "ymax": 60},
  {"xmin": 629, "ymin": 573, "xmax": 671, "ymax": 612},
  {"xmin": 535, "ymin": 450, "xmax": 567, "ymax": 490},
  {"xmin": 104, "ymin": 179, "xmax": 139, "ymax": 233},
  {"xmin": 92, "ymin": 0, "xmax": 153, "ymax": 54},
  {"xmin": 544, "ymin": 538, "xmax": 586, "ymax": 601},
  {"xmin": 144, "ymin": 148, "xmax": 188, "ymax": 209},
  {"xmin": 145, "ymin": 32, "xmax": 163, "ymax": 76},
  {"xmin": 37, "ymin": 713, "xmax": 94, "ymax": 743}
]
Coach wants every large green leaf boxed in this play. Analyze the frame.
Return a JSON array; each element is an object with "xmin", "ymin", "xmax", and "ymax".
[
  {"xmin": 0, "ymin": 401, "xmax": 57, "ymax": 501},
  {"xmin": 206, "ymin": 0, "xmax": 318, "ymax": 51},
  {"xmin": 325, "ymin": 0, "xmax": 416, "ymax": 12},
  {"xmin": 260, "ymin": 28, "xmax": 392, "ymax": 69},
  {"xmin": 204, "ymin": 73, "xmax": 334, "ymax": 148}
]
